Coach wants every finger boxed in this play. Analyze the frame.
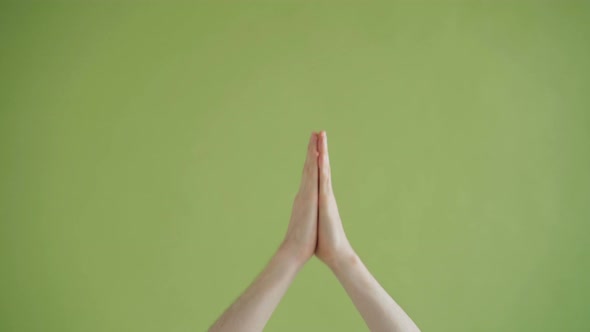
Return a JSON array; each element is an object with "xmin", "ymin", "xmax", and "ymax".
[
  {"xmin": 318, "ymin": 130, "xmax": 332, "ymax": 194},
  {"xmin": 299, "ymin": 132, "xmax": 318, "ymax": 191}
]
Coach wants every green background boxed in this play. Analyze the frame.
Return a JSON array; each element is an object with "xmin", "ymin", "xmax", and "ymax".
[{"xmin": 1, "ymin": 2, "xmax": 589, "ymax": 331}]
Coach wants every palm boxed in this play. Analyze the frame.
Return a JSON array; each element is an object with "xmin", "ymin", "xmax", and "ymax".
[
  {"xmin": 282, "ymin": 133, "xmax": 318, "ymax": 261},
  {"xmin": 316, "ymin": 131, "xmax": 352, "ymax": 266}
]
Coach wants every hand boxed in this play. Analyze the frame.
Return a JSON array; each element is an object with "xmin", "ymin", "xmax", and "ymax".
[
  {"xmin": 210, "ymin": 131, "xmax": 420, "ymax": 332},
  {"xmin": 280, "ymin": 132, "xmax": 319, "ymax": 265},
  {"xmin": 316, "ymin": 131, "xmax": 355, "ymax": 269}
]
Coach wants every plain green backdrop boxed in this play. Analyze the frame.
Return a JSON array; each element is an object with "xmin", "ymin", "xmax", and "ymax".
[{"xmin": 1, "ymin": 1, "xmax": 589, "ymax": 331}]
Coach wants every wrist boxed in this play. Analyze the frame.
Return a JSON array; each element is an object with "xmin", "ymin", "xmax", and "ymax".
[
  {"xmin": 276, "ymin": 242, "xmax": 309, "ymax": 269},
  {"xmin": 328, "ymin": 247, "xmax": 359, "ymax": 273}
]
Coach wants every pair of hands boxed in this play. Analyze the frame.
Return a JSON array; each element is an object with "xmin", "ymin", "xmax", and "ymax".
[
  {"xmin": 210, "ymin": 131, "xmax": 421, "ymax": 332},
  {"xmin": 280, "ymin": 131, "xmax": 354, "ymax": 269}
]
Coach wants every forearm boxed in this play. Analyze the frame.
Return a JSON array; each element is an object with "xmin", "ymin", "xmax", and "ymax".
[
  {"xmin": 209, "ymin": 247, "xmax": 302, "ymax": 332},
  {"xmin": 331, "ymin": 252, "xmax": 420, "ymax": 332}
]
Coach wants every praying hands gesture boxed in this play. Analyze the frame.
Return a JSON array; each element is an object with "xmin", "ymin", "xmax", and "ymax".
[{"xmin": 209, "ymin": 131, "xmax": 420, "ymax": 332}]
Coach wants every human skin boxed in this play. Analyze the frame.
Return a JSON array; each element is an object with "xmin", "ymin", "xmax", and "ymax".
[
  {"xmin": 209, "ymin": 131, "xmax": 420, "ymax": 332},
  {"xmin": 208, "ymin": 132, "xmax": 319, "ymax": 332},
  {"xmin": 316, "ymin": 131, "xmax": 420, "ymax": 332}
]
